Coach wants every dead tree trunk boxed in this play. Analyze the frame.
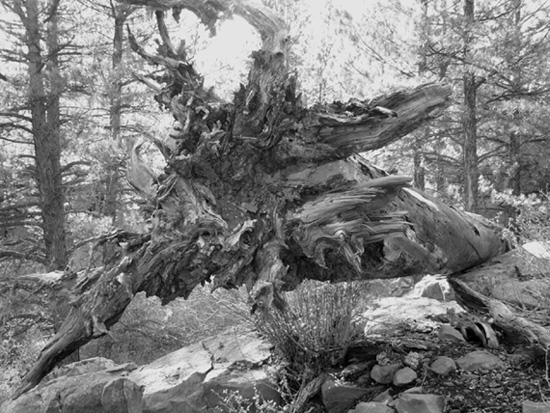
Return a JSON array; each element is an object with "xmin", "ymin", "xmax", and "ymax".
[{"xmin": 14, "ymin": 0, "xmax": 511, "ymax": 397}]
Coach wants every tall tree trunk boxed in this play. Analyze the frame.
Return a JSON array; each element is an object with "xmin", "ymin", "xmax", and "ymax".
[
  {"xmin": 509, "ymin": 129, "xmax": 521, "ymax": 195},
  {"xmin": 104, "ymin": 5, "xmax": 134, "ymax": 226},
  {"xmin": 414, "ymin": 0, "xmax": 429, "ymax": 193},
  {"xmin": 508, "ymin": 1, "xmax": 522, "ymax": 196},
  {"xmin": 24, "ymin": 0, "xmax": 67, "ymax": 270},
  {"xmin": 15, "ymin": 0, "xmax": 75, "ymax": 364},
  {"xmin": 462, "ymin": 0, "xmax": 478, "ymax": 212},
  {"xmin": 413, "ymin": 148, "xmax": 425, "ymax": 191}
]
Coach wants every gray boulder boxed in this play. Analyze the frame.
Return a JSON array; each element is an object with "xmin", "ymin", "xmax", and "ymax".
[
  {"xmin": 438, "ymin": 325, "xmax": 465, "ymax": 343},
  {"xmin": 523, "ymin": 400, "xmax": 550, "ymax": 413},
  {"xmin": 395, "ymin": 393, "xmax": 445, "ymax": 413},
  {"xmin": 393, "ymin": 367, "xmax": 417, "ymax": 386},
  {"xmin": 322, "ymin": 379, "xmax": 373, "ymax": 413},
  {"xmin": 371, "ymin": 364, "xmax": 400, "ymax": 384},
  {"xmin": 350, "ymin": 401, "xmax": 395, "ymax": 413},
  {"xmin": 456, "ymin": 350, "xmax": 503, "ymax": 372},
  {"xmin": 429, "ymin": 356, "xmax": 457, "ymax": 376},
  {"xmin": 1, "ymin": 331, "xmax": 278, "ymax": 413}
]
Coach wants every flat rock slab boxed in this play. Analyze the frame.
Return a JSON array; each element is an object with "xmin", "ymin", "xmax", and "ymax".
[
  {"xmin": 1, "ymin": 331, "xmax": 277, "ymax": 413},
  {"xmin": 395, "ymin": 393, "xmax": 446, "ymax": 413},
  {"xmin": 523, "ymin": 400, "xmax": 550, "ymax": 413},
  {"xmin": 321, "ymin": 379, "xmax": 373, "ymax": 413},
  {"xmin": 438, "ymin": 325, "xmax": 465, "ymax": 343},
  {"xmin": 364, "ymin": 297, "xmax": 464, "ymax": 334},
  {"xmin": 350, "ymin": 401, "xmax": 394, "ymax": 413},
  {"xmin": 456, "ymin": 350, "xmax": 503, "ymax": 372}
]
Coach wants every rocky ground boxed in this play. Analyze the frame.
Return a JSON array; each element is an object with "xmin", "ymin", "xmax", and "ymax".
[
  {"xmin": 421, "ymin": 336, "xmax": 549, "ymax": 412},
  {"xmin": 334, "ymin": 324, "xmax": 550, "ymax": 413},
  {"xmin": 314, "ymin": 276, "xmax": 550, "ymax": 413},
  {"xmin": 4, "ymin": 276, "xmax": 550, "ymax": 413}
]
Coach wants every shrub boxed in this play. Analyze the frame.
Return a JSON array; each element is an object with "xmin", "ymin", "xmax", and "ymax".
[{"xmin": 254, "ymin": 280, "xmax": 367, "ymax": 385}]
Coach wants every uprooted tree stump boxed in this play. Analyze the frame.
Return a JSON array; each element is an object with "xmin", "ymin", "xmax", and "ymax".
[{"xmin": 14, "ymin": 0, "xmax": 549, "ymax": 400}]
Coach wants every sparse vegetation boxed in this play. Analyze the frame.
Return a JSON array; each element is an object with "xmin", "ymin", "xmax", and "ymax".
[
  {"xmin": 253, "ymin": 280, "xmax": 371, "ymax": 398},
  {"xmin": 0, "ymin": 327, "xmax": 46, "ymax": 405}
]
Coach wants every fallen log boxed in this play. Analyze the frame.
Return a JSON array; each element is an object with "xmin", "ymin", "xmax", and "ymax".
[
  {"xmin": 449, "ymin": 275, "xmax": 550, "ymax": 352},
  {"xmin": 449, "ymin": 245, "xmax": 550, "ymax": 352},
  {"xmin": 13, "ymin": 0, "xmax": 511, "ymax": 398}
]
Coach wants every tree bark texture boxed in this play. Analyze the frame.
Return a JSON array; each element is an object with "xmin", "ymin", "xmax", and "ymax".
[
  {"xmin": 13, "ymin": 0, "xmax": 68, "ymax": 270},
  {"xmin": 14, "ymin": 0, "xmax": 510, "ymax": 397},
  {"xmin": 104, "ymin": 3, "xmax": 137, "ymax": 225},
  {"xmin": 462, "ymin": 0, "xmax": 479, "ymax": 212}
]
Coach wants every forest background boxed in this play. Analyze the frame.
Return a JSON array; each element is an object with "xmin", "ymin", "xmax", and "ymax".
[{"xmin": 1, "ymin": 0, "xmax": 550, "ymax": 404}]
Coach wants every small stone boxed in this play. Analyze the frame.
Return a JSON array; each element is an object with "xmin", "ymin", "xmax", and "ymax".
[
  {"xmin": 438, "ymin": 325, "xmax": 465, "ymax": 342},
  {"xmin": 356, "ymin": 372, "xmax": 372, "ymax": 385},
  {"xmin": 396, "ymin": 393, "xmax": 446, "ymax": 413},
  {"xmin": 322, "ymin": 379, "xmax": 371, "ymax": 413},
  {"xmin": 522, "ymin": 400, "xmax": 550, "ymax": 413},
  {"xmin": 420, "ymin": 282, "xmax": 445, "ymax": 301},
  {"xmin": 404, "ymin": 352, "xmax": 422, "ymax": 369},
  {"xmin": 403, "ymin": 386, "xmax": 423, "ymax": 394},
  {"xmin": 393, "ymin": 367, "xmax": 417, "ymax": 386},
  {"xmin": 372, "ymin": 389, "xmax": 393, "ymax": 404},
  {"xmin": 430, "ymin": 356, "xmax": 457, "ymax": 376},
  {"xmin": 460, "ymin": 373, "xmax": 479, "ymax": 381},
  {"xmin": 456, "ymin": 351, "xmax": 503, "ymax": 372},
  {"xmin": 341, "ymin": 362, "xmax": 373, "ymax": 379},
  {"xmin": 349, "ymin": 401, "xmax": 394, "ymax": 413},
  {"xmin": 371, "ymin": 364, "xmax": 400, "ymax": 384}
]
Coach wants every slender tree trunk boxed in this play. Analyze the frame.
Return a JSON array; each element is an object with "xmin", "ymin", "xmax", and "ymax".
[
  {"xmin": 509, "ymin": 130, "xmax": 521, "ymax": 195},
  {"xmin": 25, "ymin": 0, "xmax": 67, "ymax": 270},
  {"xmin": 508, "ymin": 1, "xmax": 522, "ymax": 196},
  {"xmin": 435, "ymin": 135, "xmax": 445, "ymax": 193},
  {"xmin": 413, "ymin": 148, "xmax": 425, "ymax": 191},
  {"xmin": 462, "ymin": 0, "xmax": 478, "ymax": 212},
  {"xmin": 414, "ymin": 0, "xmax": 428, "ymax": 192},
  {"xmin": 104, "ymin": 6, "xmax": 132, "ymax": 226}
]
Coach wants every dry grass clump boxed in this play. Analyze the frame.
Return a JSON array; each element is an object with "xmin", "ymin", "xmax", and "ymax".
[{"xmin": 254, "ymin": 280, "xmax": 369, "ymax": 381}]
